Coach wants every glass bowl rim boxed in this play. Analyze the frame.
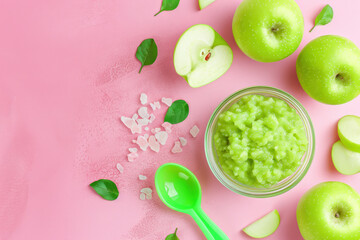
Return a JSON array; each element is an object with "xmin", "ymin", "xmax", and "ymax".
[{"xmin": 204, "ymin": 86, "xmax": 315, "ymax": 198}]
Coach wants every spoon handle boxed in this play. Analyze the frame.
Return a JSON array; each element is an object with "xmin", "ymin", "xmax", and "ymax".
[{"xmin": 190, "ymin": 207, "xmax": 229, "ymax": 240}]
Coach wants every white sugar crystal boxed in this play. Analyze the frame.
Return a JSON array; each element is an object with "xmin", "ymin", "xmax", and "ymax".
[
  {"xmin": 144, "ymin": 134, "xmax": 149, "ymax": 139},
  {"xmin": 140, "ymin": 93, "xmax": 148, "ymax": 105},
  {"xmin": 162, "ymin": 122, "xmax": 172, "ymax": 133},
  {"xmin": 190, "ymin": 125, "xmax": 200, "ymax": 138},
  {"xmin": 148, "ymin": 135, "xmax": 160, "ymax": 153},
  {"xmin": 140, "ymin": 188, "xmax": 152, "ymax": 200},
  {"xmin": 138, "ymin": 106, "xmax": 150, "ymax": 119},
  {"xmin": 132, "ymin": 113, "xmax": 138, "ymax": 120},
  {"xmin": 171, "ymin": 141, "xmax": 183, "ymax": 154},
  {"xmin": 139, "ymin": 175, "xmax": 147, "ymax": 180},
  {"xmin": 121, "ymin": 116, "xmax": 141, "ymax": 134},
  {"xmin": 141, "ymin": 187, "xmax": 153, "ymax": 194},
  {"xmin": 149, "ymin": 113, "xmax": 155, "ymax": 123},
  {"xmin": 127, "ymin": 152, "xmax": 138, "ymax": 162},
  {"xmin": 132, "ymin": 139, "xmax": 137, "ymax": 143},
  {"xmin": 140, "ymin": 193, "xmax": 146, "ymax": 200},
  {"xmin": 155, "ymin": 131, "xmax": 168, "ymax": 145},
  {"xmin": 137, "ymin": 118, "xmax": 150, "ymax": 126},
  {"xmin": 136, "ymin": 135, "xmax": 148, "ymax": 151},
  {"xmin": 116, "ymin": 163, "xmax": 124, "ymax": 173},
  {"xmin": 145, "ymin": 127, "xmax": 149, "ymax": 131},
  {"xmin": 161, "ymin": 97, "xmax": 172, "ymax": 106},
  {"xmin": 129, "ymin": 148, "xmax": 138, "ymax": 153},
  {"xmin": 150, "ymin": 101, "xmax": 161, "ymax": 111},
  {"xmin": 179, "ymin": 137, "xmax": 187, "ymax": 146},
  {"xmin": 146, "ymin": 193, "xmax": 152, "ymax": 200}
]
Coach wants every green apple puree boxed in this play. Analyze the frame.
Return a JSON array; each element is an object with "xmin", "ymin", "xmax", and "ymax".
[{"xmin": 214, "ymin": 95, "xmax": 307, "ymax": 187}]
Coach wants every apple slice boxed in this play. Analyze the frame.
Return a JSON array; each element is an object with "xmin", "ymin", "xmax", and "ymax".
[
  {"xmin": 199, "ymin": 0, "xmax": 215, "ymax": 9},
  {"xmin": 174, "ymin": 24, "xmax": 233, "ymax": 88},
  {"xmin": 338, "ymin": 115, "xmax": 360, "ymax": 152},
  {"xmin": 243, "ymin": 210, "xmax": 280, "ymax": 238},
  {"xmin": 332, "ymin": 141, "xmax": 360, "ymax": 175}
]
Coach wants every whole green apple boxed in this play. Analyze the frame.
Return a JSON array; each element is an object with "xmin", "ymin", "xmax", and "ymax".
[
  {"xmin": 297, "ymin": 182, "xmax": 360, "ymax": 240},
  {"xmin": 232, "ymin": 0, "xmax": 304, "ymax": 62},
  {"xmin": 296, "ymin": 35, "xmax": 360, "ymax": 104}
]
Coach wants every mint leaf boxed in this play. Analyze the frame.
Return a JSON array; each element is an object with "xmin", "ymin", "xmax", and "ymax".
[
  {"xmin": 165, "ymin": 228, "xmax": 179, "ymax": 240},
  {"xmin": 136, "ymin": 38, "xmax": 158, "ymax": 73},
  {"xmin": 164, "ymin": 100, "xmax": 189, "ymax": 124},
  {"xmin": 90, "ymin": 179, "xmax": 119, "ymax": 200},
  {"xmin": 154, "ymin": 0, "xmax": 180, "ymax": 16},
  {"xmin": 310, "ymin": 4, "xmax": 333, "ymax": 32}
]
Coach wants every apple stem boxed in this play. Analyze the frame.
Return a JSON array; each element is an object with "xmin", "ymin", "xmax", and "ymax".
[
  {"xmin": 309, "ymin": 25, "xmax": 315, "ymax": 32},
  {"xmin": 335, "ymin": 212, "xmax": 340, "ymax": 218}
]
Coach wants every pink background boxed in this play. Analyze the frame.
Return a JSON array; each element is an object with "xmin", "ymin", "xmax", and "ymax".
[{"xmin": 1, "ymin": 0, "xmax": 360, "ymax": 239}]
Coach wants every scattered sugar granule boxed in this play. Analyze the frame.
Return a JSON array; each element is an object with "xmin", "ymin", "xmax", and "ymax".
[
  {"xmin": 127, "ymin": 152, "xmax": 138, "ymax": 162},
  {"xmin": 179, "ymin": 137, "xmax": 187, "ymax": 146},
  {"xmin": 132, "ymin": 139, "xmax": 137, "ymax": 143},
  {"xmin": 139, "ymin": 175, "xmax": 147, "ymax": 180},
  {"xmin": 190, "ymin": 125, "xmax": 200, "ymax": 138},
  {"xmin": 129, "ymin": 148, "xmax": 137, "ymax": 153},
  {"xmin": 151, "ymin": 128, "xmax": 161, "ymax": 134},
  {"xmin": 136, "ymin": 135, "xmax": 149, "ymax": 151},
  {"xmin": 141, "ymin": 187, "xmax": 152, "ymax": 195},
  {"xmin": 162, "ymin": 122, "xmax": 172, "ymax": 133},
  {"xmin": 132, "ymin": 113, "xmax": 138, "ymax": 120},
  {"xmin": 150, "ymin": 101, "xmax": 161, "ymax": 111},
  {"xmin": 138, "ymin": 106, "xmax": 150, "ymax": 119},
  {"xmin": 155, "ymin": 131, "xmax": 168, "ymax": 145},
  {"xmin": 116, "ymin": 163, "xmax": 124, "ymax": 173},
  {"xmin": 171, "ymin": 141, "xmax": 183, "ymax": 154},
  {"xmin": 140, "ymin": 93, "xmax": 147, "ymax": 105},
  {"xmin": 137, "ymin": 118, "xmax": 149, "ymax": 127},
  {"xmin": 140, "ymin": 188, "xmax": 153, "ymax": 200},
  {"xmin": 140, "ymin": 193, "xmax": 146, "ymax": 200},
  {"xmin": 161, "ymin": 97, "xmax": 172, "ymax": 106},
  {"xmin": 145, "ymin": 127, "xmax": 149, "ymax": 131},
  {"xmin": 148, "ymin": 135, "xmax": 160, "ymax": 153},
  {"xmin": 149, "ymin": 113, "xmax": 155, "ymax": 123},
  {"xmin": 120, "ymin": 116, "xmax": 141, "ymax": 134}
]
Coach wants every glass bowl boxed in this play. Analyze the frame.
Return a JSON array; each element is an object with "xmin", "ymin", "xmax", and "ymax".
[{"xmin": 204, "ymin": 86, "xmax": 315, "ymax": 198}]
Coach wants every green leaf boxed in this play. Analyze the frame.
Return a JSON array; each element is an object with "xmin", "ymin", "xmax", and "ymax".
[
  {"xmin": 154, "ymin": 0, "xmax": 180, "ymax": 16},
  {"xmin": 90, "ymin": 179, "xmax": 119, "ymax": 200},
  {"xmin": 165, "ymin": 228, "xmax": 179, "ymax": 240},
  {"xmin": 136, "ymin": 38, "xmax": 158, "ymax": 73},
  {"xmin": 310, "ymin": 4, "xmax": 333, "ymax": 32},
  {"xmin": 164, "ymin": 100, "xmax": 189, "ymax": 124}
]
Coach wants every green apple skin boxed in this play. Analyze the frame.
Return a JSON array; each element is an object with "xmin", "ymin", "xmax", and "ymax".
[
  {"xmin": 338, "ymin": 115, "xmax": 360, "ymax": 152},
  {"xmin": 232, "ymin": 0, "xmax": 304, "ymax": 62},
  {"xmin": 296, "ymin": 35, "xmax": 360, "ymax": 105},
  {"xmin": 297, "ymin": 182, "xmax": 360, "ymax": 240}
]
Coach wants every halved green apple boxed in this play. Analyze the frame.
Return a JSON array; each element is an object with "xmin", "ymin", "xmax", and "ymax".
[
  {"xmin": 173, "ymin": 24, "xmax": 233, "ymax": 88},
  {"xmin": 199, "ymin": 0, "xmax": 215, "ymax": 9},
  {"xmin": 338, "ymin": 115, "xmax": 360, "ymax": 152},
  {"xmin": 243, "ymin": 209, "xmax": 280, "ymax": 238},
  {"xmin": 332, "ymin": 141, "xmax": 360, "ymax": 175}
]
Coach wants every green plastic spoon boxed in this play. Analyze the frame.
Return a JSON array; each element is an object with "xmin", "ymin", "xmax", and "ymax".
[{"xmin": 155, "ymin": 163, "xmax": 229, "ymax": 240}]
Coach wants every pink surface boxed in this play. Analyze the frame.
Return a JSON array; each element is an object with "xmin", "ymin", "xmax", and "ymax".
[{"xmin": 1, "ymin": 0, "xmax": 360, "ymax": 239}]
